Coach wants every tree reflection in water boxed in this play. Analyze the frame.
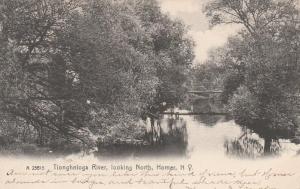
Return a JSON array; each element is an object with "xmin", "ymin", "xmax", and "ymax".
[
  {"xmin": 97, "ymin": 116, "xmax": 188, "ymax": 157},
  {"xmin": 224, "ymin": 133, "xmax": 281, "ymax": 158}
]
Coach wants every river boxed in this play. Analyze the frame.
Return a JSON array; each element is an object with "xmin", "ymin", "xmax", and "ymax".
[
  {"xmin": 96, "ymin": 98, "xmax": 300, "ymax": 158},
  {"xmin": 156, "ymin": 107, "xmax": 300, "ymax": 159}
]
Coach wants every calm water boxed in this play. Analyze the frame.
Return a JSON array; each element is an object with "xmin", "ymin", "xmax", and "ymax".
[
  {"xmin": 158, "ymin": 109, "xmax": 242, "ymax": 157},
  {"xmin": 163, "ymin": 109, "xmax": 300, "ymax": 158},
  {"xmin": 98, "ymin": 97, "xmax": 300, "ymax": 158}
]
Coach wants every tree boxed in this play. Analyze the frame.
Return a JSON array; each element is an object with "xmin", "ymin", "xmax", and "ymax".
[
  {"xmin": 0, "ymin": 0, "xmax": 81, "ymax": 145},
  {"xmin": 132, "ymin": 0, "xmax": 195, "ymax": 114},
  {"xmin": 205, "ymin": 0, "xmax": 300, "ymax": 154},
  {"xmin": 0, "ymin": 0, "xmax": 194, "ymax": 150}
]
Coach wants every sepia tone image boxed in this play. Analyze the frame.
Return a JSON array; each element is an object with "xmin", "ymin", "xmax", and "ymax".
[{"xmin": 0, "ymin": 0, "xmax": 299, "ymax": 162}]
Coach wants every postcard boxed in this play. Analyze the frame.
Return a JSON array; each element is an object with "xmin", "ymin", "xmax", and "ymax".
[{"xmin": 0, "ymin": 0, "xmax": 299, "ymax": 188}]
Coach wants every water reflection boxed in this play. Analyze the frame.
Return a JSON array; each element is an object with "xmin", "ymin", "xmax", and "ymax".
[
  {"xmin": 182, "ymin": 97, "xmax": 298, "ymax": 158},
  {"xmin": 192, "ymin": 98, "xmax": 227, "ymax": 126},
  {"xmin": 96, "ymin": 99, "xmax": 299, "ymax": 158},
  {"xmin": 186, "ymin": 97, "xmax": 298, "ymax": 158},
  {"xmin": 97, "ymin": 116, "xmax": 188, "ymax": 157},
  {"xmin": 224, "ymin": 137, "xmax": 264, "ymax": 158},
  {"xmin": 224, "ymin": 137, "xmax": 281, "ymax": 158},
  {"xmin": 185, "ymin": 117, "xmax": 242, "ymax": 156}
]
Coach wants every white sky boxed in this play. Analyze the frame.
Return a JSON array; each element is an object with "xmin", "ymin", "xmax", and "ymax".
[{"xmin": 157, "ymin": 0, "xmax": 241, "ymax": 64}]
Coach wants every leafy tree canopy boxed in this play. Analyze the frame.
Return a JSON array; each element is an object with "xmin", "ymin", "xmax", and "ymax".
[{"xmin": 0, "ymin": 0, "xmax": 194, "ymax": 147}]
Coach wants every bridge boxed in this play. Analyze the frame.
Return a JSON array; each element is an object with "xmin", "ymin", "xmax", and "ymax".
[
  {"xmin": 158, "ymin": 87, "xmax": 226, "ymax": 116},
  {"xmin": 163, "ymin": 89, "xmax": 227, "ymax": 117},
  {"xmin": 187, "ymin": 90, "xmax": 222, "ymax": 95},
  {"xmin": 161, "ymin": 90, "xmax": 222, "ymax": 94},
  {"xmin": 161, "ymin": 111, "xmax": 228, "ymax": 116}
]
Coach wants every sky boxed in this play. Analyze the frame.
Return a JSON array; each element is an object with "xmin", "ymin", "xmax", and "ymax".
[{"xmin": 157, "ymin": 0, "xmax": 241, "ymax": 64}]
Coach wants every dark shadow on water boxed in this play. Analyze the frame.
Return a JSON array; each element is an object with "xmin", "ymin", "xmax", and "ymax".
[
  {"xmin": 95, "ymin": 142, "xmax": 187, "ymax": 158},
  {"xmin": 96, "ymin": 118, "xmax": 188, "ymax": 158},
  {"xmin": 0, "ymin": 117, "xmax": 189, "ymax": 158},
  {"xmin": 194, "ymin": 115, "xmax": 225, "ymax": 127},
  {"xmin": 192, "ymin": 98, "xmax": 227, "ymax": 126}
]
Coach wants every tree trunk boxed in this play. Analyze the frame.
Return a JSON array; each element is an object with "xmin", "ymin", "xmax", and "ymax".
[
  {"xmin": 150, "ymin": 117, "xmax": 155, "ymax": 145},
  {"xmin": 264, "ymin": 137, "xmax": 272, "ymax": 155}
]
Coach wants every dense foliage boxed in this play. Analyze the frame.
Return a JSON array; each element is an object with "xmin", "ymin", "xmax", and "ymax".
[
  {"xmin": 0, "ymin": 0, "xmax": 194, "ymax": 151},
  {"xmin": 202, "ymin": 0, "xmax": 300, "ymax": 154}
]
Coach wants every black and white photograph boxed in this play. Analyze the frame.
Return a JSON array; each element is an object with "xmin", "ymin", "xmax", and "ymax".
[{"xmin": 0, "ymin": 0, "xmax": 299, "ymax": 188}]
